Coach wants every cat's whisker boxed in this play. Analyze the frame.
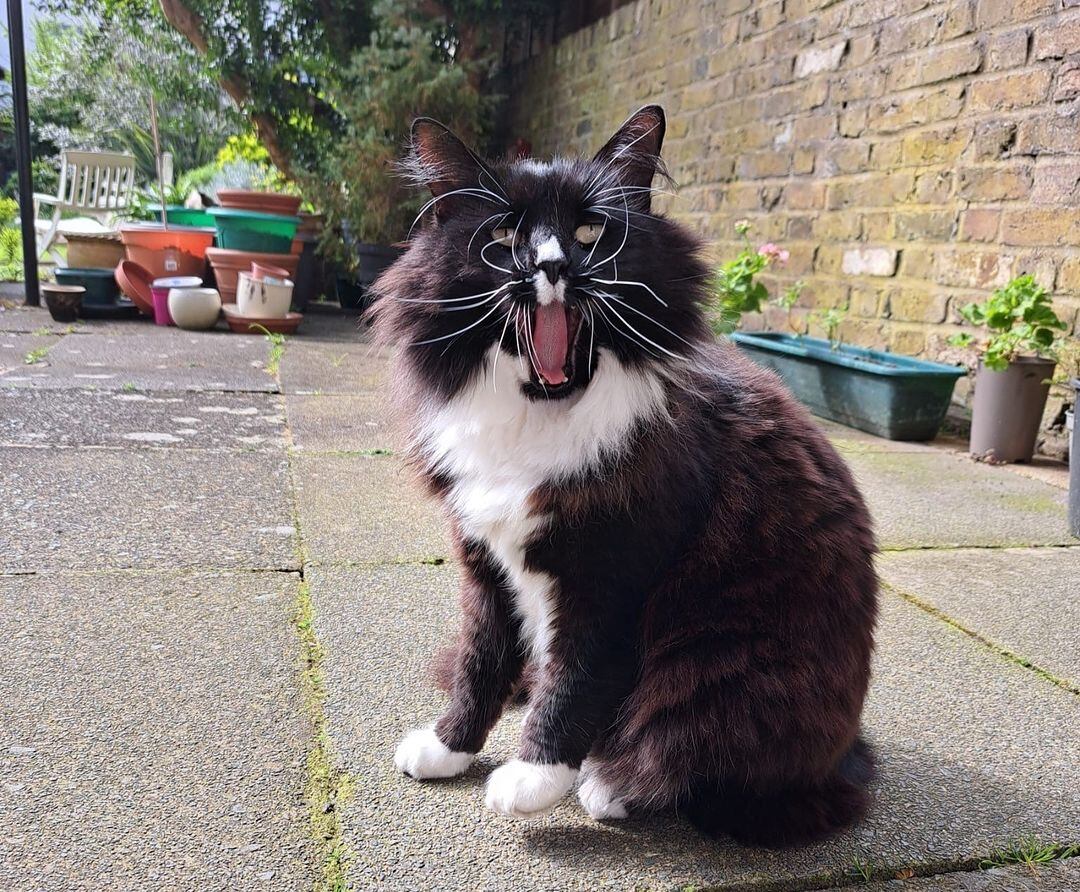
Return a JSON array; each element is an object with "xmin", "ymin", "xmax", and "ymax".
[
  {"xmin": 584, "ymin": 302, "xmax": 597, "ymax": 379},
  {"xmin": 478, "ymin": 169, "xmax": 510, "ymax": 204},
  {"xmin": 394, "ymin": 282, "xmax": 512, "ymax": 306},
  {"xmin": 594, "ymin": 294, "xmax": 682, "ymax": 359},
  {"xmin": 480, "ymin": 240, "xmax": 515, "ymax": 275},
  {"xmin": 587, "ymin": 288, "xmax": 695, "ymax": 347},
  {"xmin": 585, "ymin": 275, "xmax": 667, "ymax": 306},
  {"xmin": 409, "ymin": 295, "xmax": 510, "ymax": 347},
  {"xmin": 490, "ymin": 307, "xmax": 515, "ymax": 393},
  {"xmin": 468, "ymin": 211, "xmax": 513, "ymax": 260},
  {"xmin": 510, "ymin": 214, "xmax": 527, "ymax": 272},
  {"xmin": 439, "ymin": 282, "xmax": 516, "ymax": 312},
  {"xmin": 520, "ymin": 306, "xmax": 547, "ymax": 394},
  {"xmin": 583, "ymin": 191, "xmax": 631, "ymax": 273},
  {"xmin": 590, "ymin": 297, "xmax": 663, "ymax": 361},
  {"xmin": 583, "ymin": 215, "xmax": 609, "ymax": 269},
  {"xmin": 408, "ymin": 187, "xmax": 507, "ymax": 239},
  {"xmin": 513, "ymin": 306, "xmax": 526, "ymax": 374}
]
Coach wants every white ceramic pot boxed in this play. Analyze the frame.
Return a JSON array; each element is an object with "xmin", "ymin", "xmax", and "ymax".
[
  {"xmin": 236, "ymin": 271, "xmax": 293, "ymax": 319},
  {"xmin": 168, "ymin": 287, "xmax": 222, "ymax": 330}
]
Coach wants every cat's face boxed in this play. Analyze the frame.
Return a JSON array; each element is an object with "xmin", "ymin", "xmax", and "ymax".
[{"xmin": 372, "ymin": 106, "xmax": 709, "ymax": 401}]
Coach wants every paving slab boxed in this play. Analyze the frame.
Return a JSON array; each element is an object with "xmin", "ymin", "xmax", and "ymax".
[
  {"xmin": 292, "ymin": 453, "xmax": 447, "ymax": 565},
  {"xmin": 0, "ymin": 330, "xmax": 277, "ymax": 392},
  {"xmin": 279, "ymin": 338, "xmax": 391, "ymax": 395},
  {"xmin": 856, "ymin": 860, "xmax": 1078, "ymax": 890},
  {"xmin": 0, "ymin": 388, "xmax": 287, "ymax": 450},
  {"xmin": 0, "ymin": 305, "xmax": 69, "ymax": 334},
  {"xmin": 311, "ymin": 563, "xmax": 1080, "ymax": 892},
  {"xmin": 878, "ymin": 547, "xmax": 1080, "ymax": 689},
  {"xmin": 845, "ymin": 452, "xmax": 1072, "ymax": 550},
  {"xmin": 0, "ymin": 447, "xmax": 298, "ymax": 572},
  {"xmin": 815, "ymin": 417, "xmax": 943, "ymax": 455},
  {"xmin": 0, "ymin": 333, "xmax": 62, "ymax": 372},
  {"xmin": 0, "ymin": 570, "xmax": 313, "ymax": 892},
  {"xmin": 285, "ymin": 392, "xmax": 402, "ymax": 453}
]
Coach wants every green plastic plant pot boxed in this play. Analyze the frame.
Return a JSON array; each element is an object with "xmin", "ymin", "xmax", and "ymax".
[
  {"xmin": 731, "ymin": 331, "xmax": 966, "ymax": 441},
  {"xmin": 148, "ymin": 204, "xmax": 216, "ymax": 228},
  {"xmin": 55, "ymin": 267, "xmax": 120, "ymax": 306},
  {"xmin": 208, "ymin": 207, "xmax": 300, "ymax": 253}
]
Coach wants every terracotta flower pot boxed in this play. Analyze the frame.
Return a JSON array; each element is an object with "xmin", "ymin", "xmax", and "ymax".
[
  {"xmin": 969, "ymin": 356, "xmax": 1057, "ymax": 463},
  {"xmin": 119, "ymin": 223, "xmax": 215, "ymax": 279},
  {"xmin": 205, "ymin": 247, "xmax": 299, "ymax": 303},
  {"xmin": 216, "ymin": 189, "xmax": 302, "ymax": 217},
  {"xmin": 114, "ymin": 260, "xmax": 155, "ymax": 315}
]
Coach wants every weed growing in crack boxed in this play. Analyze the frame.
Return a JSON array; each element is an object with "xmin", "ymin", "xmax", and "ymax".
[
  {"xmin": 294, "ymin": 582, "xmax": 355, "ymax": 891},
  {"xmin": 981, "ymin": 837, "xmax": 1079, "ymax": 874},
  {"xmin": 251, "ymin": 324, "xmax": 286, "ymax": 376},
  {"xmin": 24, "ymin": 346, "xmax": 48, "ymax": 365}
]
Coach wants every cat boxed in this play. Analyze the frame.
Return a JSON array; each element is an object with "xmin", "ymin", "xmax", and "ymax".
[{"xmin": 371, "ymin": 105, "xmax": 878, "ymax": 848}]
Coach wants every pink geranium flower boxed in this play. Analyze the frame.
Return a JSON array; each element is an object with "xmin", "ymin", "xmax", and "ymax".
[{"xmin": 758, "ymin": 243, "xmax": 790, "ymax": 265}]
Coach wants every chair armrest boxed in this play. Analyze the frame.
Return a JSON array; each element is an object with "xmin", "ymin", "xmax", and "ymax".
[{"xmin": 33, "ymin": 192, "xmax": 60, "ymax": 206}]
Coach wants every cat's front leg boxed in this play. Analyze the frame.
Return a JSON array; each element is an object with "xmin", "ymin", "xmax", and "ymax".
[
  {"xmin": 485, "ymin": 622, "xmax": 637, "ymax": 817},
  {"xmin": 395, "ymin": 553, "xmax": 524, "ymax": 781}
]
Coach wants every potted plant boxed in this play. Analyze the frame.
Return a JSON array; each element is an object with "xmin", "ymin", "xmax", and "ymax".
[
  {"xmin": 718, "ymin": 223, "xmax": 966, "ymax": 441},
  {"xmin": 1052, "ymin": 339, "xmax": 1080, "ymax": 537},
  {"xmin": 949, "ymin": 275, "xmax": 1068, "ymax": 463}
]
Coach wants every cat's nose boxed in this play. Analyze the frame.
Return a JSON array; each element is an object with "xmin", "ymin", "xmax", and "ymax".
[{"xmin": 536, "ymin": 259, "xmax": 567, "ymax": 285}]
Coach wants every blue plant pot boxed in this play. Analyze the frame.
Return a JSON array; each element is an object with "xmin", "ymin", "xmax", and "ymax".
[{"xmin": 731, "ymin": 331, "xmax": 966, "ymax": 441}]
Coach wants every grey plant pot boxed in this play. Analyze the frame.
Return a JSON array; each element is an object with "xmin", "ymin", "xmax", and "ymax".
[{"xmin": 969, "ymin": 356, "xmax": 1056, "ymax": 463}]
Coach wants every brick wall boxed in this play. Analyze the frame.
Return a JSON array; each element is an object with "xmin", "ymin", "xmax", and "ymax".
[{"xmin": 503, "ymin": 0, "xmax": 1080, "ymax": 435}]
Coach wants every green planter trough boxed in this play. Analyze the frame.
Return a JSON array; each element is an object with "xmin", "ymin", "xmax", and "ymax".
[
  {"xmin": 148, "ymin": 204, "xmax": 216, "ymax": 228},
  {"xmin": 208, "ymin": 207, "xmax": 300, "ymax": 253},
  {"xmin": 731, "ymin": 331, "xmax": 966, "ymax": 441}
]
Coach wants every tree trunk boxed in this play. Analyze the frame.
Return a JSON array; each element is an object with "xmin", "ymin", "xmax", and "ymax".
[{"xmin": 157, "ymin": 0, "xmax": 294, "ymax": 176}]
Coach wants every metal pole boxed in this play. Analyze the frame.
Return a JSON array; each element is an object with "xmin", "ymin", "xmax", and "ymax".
[{"xmin": 6, "ymin": 0, "xmax": 41, "ymax": 306}]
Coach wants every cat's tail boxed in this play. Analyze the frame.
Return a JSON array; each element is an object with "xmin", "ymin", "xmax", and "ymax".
[{"xmin": 684, "ymin": 737, "xmax": 874, "ymax": 849}]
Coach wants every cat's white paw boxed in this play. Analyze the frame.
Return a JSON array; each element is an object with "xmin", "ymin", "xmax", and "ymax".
[
  {"xmin": 577, "ymin": 770, "xmax": 628, "ymax": 820},
  {"xmin": 394, "ymin": 728, "xmax": 473, "ymax": 780},
  {"xmin": 484, "ymin": 759, "xmax": 578, "ymax": 818}
]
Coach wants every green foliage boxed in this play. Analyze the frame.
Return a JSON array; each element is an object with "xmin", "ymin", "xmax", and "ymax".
[
  {"xmin": 809, "ymin": 305, "xmax": 848, "ymax": 350},
  {"xmin": 710, "ymin": 222, "xmax": 794, "ymax": 335},
  {"xmin": 26, "ymin": 13, "xmax": 243, "ymax": 182},
  {"xmin": 949, "ymin": 275, "xmax": 1068, "ymax": 371},
  {"xmin": 980, "ymin": 837, "xmax": 1078, "ymax": 870},
  {"xmin": 0, "ymin": 227, "xmax": 22, "ymax": 282},
  {"xmin": 305, "ymin": 4, "xmax": 490, "ymax": 249},
  {"xmin": 0, "ymin": 198, "xmax": 18, "ymax": 228}
]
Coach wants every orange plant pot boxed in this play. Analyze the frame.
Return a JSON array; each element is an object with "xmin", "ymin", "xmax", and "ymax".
[
  {"xmin": 205, "ymin": 247, "xmax": 300, "ymax": 303},
  {"xmin": 119, "ymin": 224, "xmax": 215, "ymax": 279}
]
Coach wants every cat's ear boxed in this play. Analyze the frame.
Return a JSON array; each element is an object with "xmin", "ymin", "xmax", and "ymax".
[
  {"xmin": 408, "ymin": 118, "xmax": 495, "ymax": 219},
  {"xmin": 592, "ymin": 105, "xmax": 667, "ymax": 198}
]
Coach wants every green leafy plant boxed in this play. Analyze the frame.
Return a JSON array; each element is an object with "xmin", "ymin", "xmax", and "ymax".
[
  {"xmin": 711, "ymin": 221, "xmax": 793, "ymax": 334},
  {"xmin": 980, "ymin": 836, "xmax": 1078, "ymax": 873},
  {"xmin": 0, "ymin": 227, "xmax": 23, "ymax": 282},
  {"xmin": 0, "ymin": 197, "xmax": 18, "ymax": 228},
  {"xmin": 809, "ymin": 305, "xmax": 848, "ymax": 350},
  {"xmin": 24, "ymin": 346, "xmax": 49, "ymax": 365},
  {"xmin": 251, "ymin": 324, "xmax": 287, "ymax": 375},
  {"xmin": 948, "ymin": 275, "xmax": 1068, "ymax": 372},
  {"xmin": 774, "ymin": 279, "xmax": 806, "ymax": 334}
]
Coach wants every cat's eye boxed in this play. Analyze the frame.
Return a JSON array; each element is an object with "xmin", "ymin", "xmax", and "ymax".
[
  {"xmin": 575, "ymin": 223, "xmax": 603, "ymax": 245},
  {"xmin": 492, "ymin": 226, "xmax": 515, "ymax": 246}
]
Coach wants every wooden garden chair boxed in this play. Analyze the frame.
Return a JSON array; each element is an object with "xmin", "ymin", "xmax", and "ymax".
[{"xmin": 34, "ymin": 151, "xmax": 137, "ymax": 264}]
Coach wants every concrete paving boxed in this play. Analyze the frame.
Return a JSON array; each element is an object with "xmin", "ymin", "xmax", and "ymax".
[
  {"xmin": 1, "ymin": 446, "xmax": 298, "ymax": 572},
  {"xmin": 879, "ymin": 547, "xmax": 1080, "ymax": 689},
  {"xmin": 1, "ymin": 303, "xmax": 1077, "ymax": 892},
  {"xmin": 311, "ymin": 563, "xmax": 1080, "ymax": 891},
  {"xmin": 0, "ymin": 570, "xmax": 313, "ymax": 892},
  {"xmin": 292, "ymin": 452, "xmax": 448, "ymax": 566},
  {"xmin": 0, "ymin": 388, "xmax": 287, "ymax": 450}
]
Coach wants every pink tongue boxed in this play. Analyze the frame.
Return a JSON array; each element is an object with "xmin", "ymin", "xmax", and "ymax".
[{"xmin": 532, "ymin": 302, "xmax": 569, "ymax": 385}]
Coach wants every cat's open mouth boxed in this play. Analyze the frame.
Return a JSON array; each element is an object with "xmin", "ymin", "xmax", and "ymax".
[{"xmin": 524, "ymin": 300, "xmax": 584, "ymax": 397}]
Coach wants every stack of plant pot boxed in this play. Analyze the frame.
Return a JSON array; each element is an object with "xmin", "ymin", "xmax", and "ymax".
[
  {"xmin": 53, "ymin": 231, "xmax": 138, "ymax": 321},
  {"xmin": 205, "ymin": 190, "xmax": 301, "ymax": 307},
  {"xmin": 222, "ymin": 261, "xmax": 301, "ymax": 335}
]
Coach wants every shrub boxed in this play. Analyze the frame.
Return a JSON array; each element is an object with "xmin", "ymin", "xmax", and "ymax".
[
  {"xmin": 0, "ymin": 227, "xmax": 23, "ymax": 281},
  {"xmin": 711, "ymin": 221, "xmax": 797, "ymax": 334},
  {"xmin": 949, "ymin": 275, "xmax": 1068, "ymax": 371}
]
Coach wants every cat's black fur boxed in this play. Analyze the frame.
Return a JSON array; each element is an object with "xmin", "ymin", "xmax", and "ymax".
[{"xmin": 373, "ymin": 106, "xmax": 878, "ymax": 847}]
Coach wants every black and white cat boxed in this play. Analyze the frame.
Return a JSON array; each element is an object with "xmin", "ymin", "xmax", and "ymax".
[{"xmin": 372, "ymin": 106, "xmax": 878, "ymax": 847}]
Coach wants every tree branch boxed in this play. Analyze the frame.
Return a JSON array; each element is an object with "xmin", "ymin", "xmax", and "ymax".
[{"xmin": 157, "ymin": 0, "xmax": 294, "ymax": 176}]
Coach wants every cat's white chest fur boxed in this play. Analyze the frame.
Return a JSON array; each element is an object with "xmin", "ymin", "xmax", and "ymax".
[{"xmin": 416, "ymin": 346, "xmax": 667, "ymax": 663}]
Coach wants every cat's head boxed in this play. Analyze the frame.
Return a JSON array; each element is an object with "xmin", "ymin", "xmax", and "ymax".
[{"xmin": 371, "ymin": 105, "xmax": 711, "ymax": 401}]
